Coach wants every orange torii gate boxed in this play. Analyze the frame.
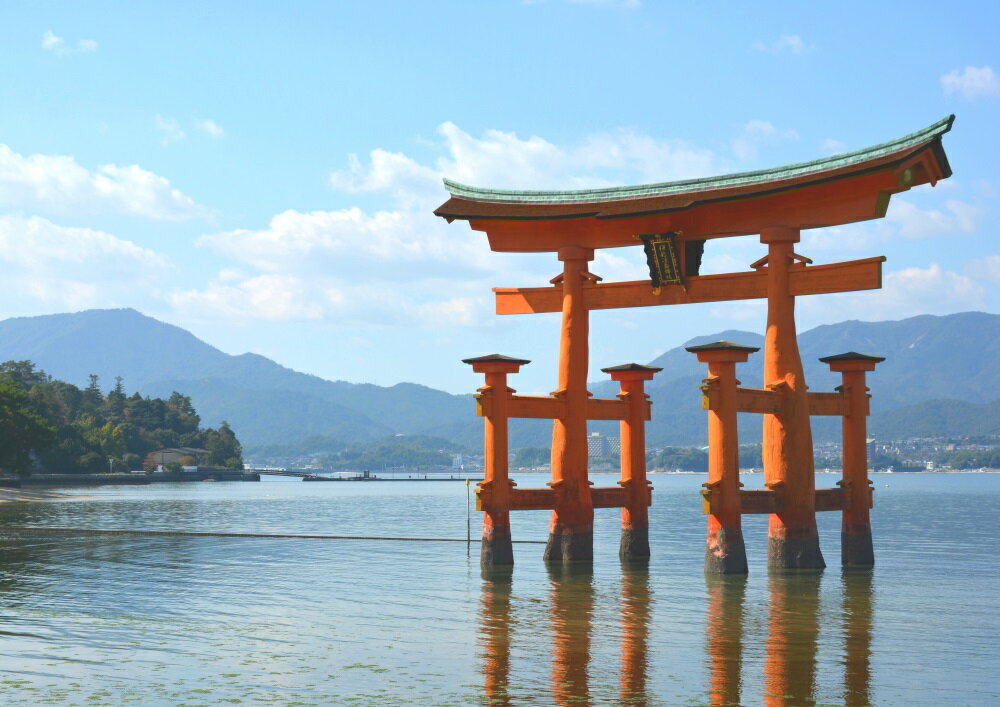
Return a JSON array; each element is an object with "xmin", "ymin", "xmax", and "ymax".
[{"xmin": 437, "ymin": 116, "xmax": 954, "ymax": 570}]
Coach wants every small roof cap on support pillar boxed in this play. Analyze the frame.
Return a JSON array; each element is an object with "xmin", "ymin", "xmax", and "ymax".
[
  {"xmin": 819, "ymin": 351, "xmax": 885, "ymax": 372},
  {"xmin": 601, "ymin": 362, "xmax": 663, "ymax": 382},
  {"xmin": 685, "ymin": 340, "xmax": 760, "ymax": 363},
  {"xmin": 462, "ymin": 353, "xmax": 530, "ymax": 374}
]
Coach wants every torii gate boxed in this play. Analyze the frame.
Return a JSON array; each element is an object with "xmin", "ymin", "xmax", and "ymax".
[{"xmin": 436, "ymin": 116, "xmax": 954, "ymax": 570}]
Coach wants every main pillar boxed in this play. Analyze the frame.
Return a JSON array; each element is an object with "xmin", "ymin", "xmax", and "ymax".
[
  {"xmin": 463, "ymin": 354, "xmax": 529, "ymax": 568},
  {"xmin": 602, "ymin": 363, "xmax": 660, "ymax": 562},
  {"xmin": 545, "ymin": 246, "xmax": 596, "ymax": 563},
  {"xmin": 760, "ymin": 227, "xmax": 825, "ymax": 569},
  {"xmin": 821, "ymin": 352, "xmax": 884, "ymax": 567},
  {"xmin": 688, "ymin": 342, "xmax": 758, "ymax": 574}
]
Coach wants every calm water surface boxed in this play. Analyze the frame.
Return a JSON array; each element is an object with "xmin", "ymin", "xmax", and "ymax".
[{"xmin": 1, "ymin": 472, "xmax": 998, "ymax": 705}]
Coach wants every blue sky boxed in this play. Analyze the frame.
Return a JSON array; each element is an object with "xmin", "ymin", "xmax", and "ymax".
[{"xmin": 0, "ymin": 1, "xmax": 997, "ymax": 394}]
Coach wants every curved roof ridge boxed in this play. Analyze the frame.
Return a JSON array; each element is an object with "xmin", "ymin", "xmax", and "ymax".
[{"xmin": 442, "ymin": 115, "xmax": 954, "ymax": 205}]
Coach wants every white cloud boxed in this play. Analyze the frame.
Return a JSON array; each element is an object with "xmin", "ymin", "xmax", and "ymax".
[
  {"xmin": 966, "ymin": 255, "xmax": 1000, "ymax": 283},
  {"xmin": 752, "ymin": 34, "xmax": 809, "ymax": 55},
  {"xmin": 155, "ymin": 115, "xmax": 186, "ymax": 145},
  {"xmin": 0, "ymin": 144, "xmax": 206, "ymax": 220},
  {"xmin": 941, "ymin": 66, "xmax": 1000, "ymax": 100},
  {"xmin": 197, "ymin": 119, "xmax": 225, "ymax": 139},
  {"xmin": 800, "ymin": 264, "xmax": 986, "ymax": 325},
  {"xmin": 41, "ymin": 30, "xmax": 63, "ymax": 51},
  {"xmin": 199, "ymin": 206, "xmax": 492, "ymax": 277},
  {"xmin": 821, "ymin": 138, "xmax": 846, "ymax": 154},
  {"xmin": 41, "ymin": 30, "xmax": 98, "ymax": 55},
  {"xmin": 171, "ymin": 274, "xmax": 324, "ymax": 321},
  {"xmin": 802, "ymin": 196, "xmax": 980, "ymax": 253},
  {"xmin": 171, "ymin": 270, "xmax": 488, "ymax": 327},
  {"xmin": 331, "ymin": 122, "xmax": 723, "ymax": 205},
  {"xmin": 0, "ymin": 215, "xmax": 169, "ymax": 310},
  {"xmin": 886, "ymin": 198, "xmax": 979, "ymax": 239},
  {"xmin": 731, "ymin": 120, "xmax": 799, "ymax": 162}
]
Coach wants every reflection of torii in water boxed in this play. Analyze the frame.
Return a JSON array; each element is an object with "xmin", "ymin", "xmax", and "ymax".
[{"xmin": 440, "ymin": 116, "xmax": 955, "ymax": 569}]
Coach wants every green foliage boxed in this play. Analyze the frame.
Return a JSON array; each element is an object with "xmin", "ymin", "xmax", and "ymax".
[
  {"xmin": 650, "ymin": 446, "xmax": 708, "ymax": 472},
  {"xmin": 0, "ymin": 360, "xmax": 243, "ymax": 475},
  {"xmin": 318, "ymin": 435, "xmax": 456, "ymax": 470},
  {"xmin": 0, "ymin": 378, "xmax": 56, "ymax": 476},
  {"xmin": 512, "ymin": 447, "xmax": 549, "ymax": 468},
  {"xmin": 204, "ymin": 421, "xmax": 243, "ymax": 468},
  {"xmin": 934, "ymin": 447, "xmax": 1000, "ymax": 469}
]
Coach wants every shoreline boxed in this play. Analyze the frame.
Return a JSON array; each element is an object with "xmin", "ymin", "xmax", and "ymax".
[{"xmin": 0, "ymin": 488, "xmax": 75, "ymax": 503}]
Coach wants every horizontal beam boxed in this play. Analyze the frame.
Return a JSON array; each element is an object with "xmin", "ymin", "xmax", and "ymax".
[
  {"xmin": 702, "ymin": 487, "xmax": 853, "ymax": 515},
  {"xmin": 737, "ymin": 387, "xmax": 782, "ymax": 414},
  {"xmin": 495, "ymin": 256, "xmax": 885, "ymax": 315},
  {"xmin": 475, "ymin": 394, "xmax": 641, "ymax": 421},
  {"xmin": 478, "ymin": 486, "xmax": 635, "ymax": 511},
  {"xmin": 508, "ymin": 395, "xmax": 564, "ymax": 419},
  {"xmin": 700, "ymin": 386, "xmax": 855, "ymax": 417},
  {"xmin": 808, "ymin": 392, "xmax": 849, "ymax": 416}
]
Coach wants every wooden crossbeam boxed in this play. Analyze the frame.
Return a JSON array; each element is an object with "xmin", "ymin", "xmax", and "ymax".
[
  {"xmin": 475, "ymin": 393, "xmax": 640, "ymax": 421},
  {"xmin": 507, "ymin": 395, "xmax": 563, "ymax": 419},
  {"xmin": 495, "ymin": 257, "xmax": 885, "ymax": 315},
  {"xmin": 702, "ymin": 487, "xmax": 855, "ymax": 515},
  {"xmin": 476, "ymin": 485, "xmax": 632, "ymax": 512},
  {"xmin": 700, "ymin": 384, "xmax": 854, "ymax": 418},
  {"xmin": 808, "ymin": 392, "xmax": 850, "ymax": 416},
  {"xmin": 737, "ymin": 388, "xmax": 783, "ymax": 414}
]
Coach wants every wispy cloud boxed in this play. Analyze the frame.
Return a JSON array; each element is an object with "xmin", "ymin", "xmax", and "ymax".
[
  {"xmin": 752, "ymin": 34, "xmax": 809, "ymax": 55},
  {"xmin": 0, "ymin": 215, "xmax": 169, "ymax": 311},
  {"xmin": 820, "ymin": 138, "xmax": 846, "ymax": 154},
  {"xmin": 197, "ymin": 119, "xmax": 225, "ymax": 139},
  {"xmin": 41, "ymin": 30, "xmax": 98, "ymax": 56},
  {"xmin": 155, "ymin": 115, "xmax": 187, "ymax": 145},
  {"xmin": 730, "ymin": 120, "xmax": 799, "ymax": 161},
  {"xmin": 966, "ymin": 255, "xmax": 1000, "ymax": 283},
  {"xmin": 941, "ymin": 65, "xmax": 1000, "ymax": 100},
  {"xmin": 800, "ymin": 264, "xmax": 986, "ymax": 326},
  {"xmin": 0, "ymin": 144, "xmax": 207, "ymax": 220}
]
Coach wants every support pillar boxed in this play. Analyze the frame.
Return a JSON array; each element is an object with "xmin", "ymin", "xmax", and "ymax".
[
  {"xmin": 688, "ymin": 342, "xmax": 759, "ymax": 574},
  {"xmin": 602, "ymin": 363, "xmax": 661, "ymax": 562},
  {"xmin": 820, "ymin": 352, "xmax": 884, "ymax": 567},
  {"xmin": 546, "ymin": 246, "xmax": 596, "ymax": 563},
  {"xmin": 463, "ymin": 354, "xmax": 529, "ymax": 568},
  {"xmin": 759, "ymin": 227, "xmax": 824, "ymax": 569}
]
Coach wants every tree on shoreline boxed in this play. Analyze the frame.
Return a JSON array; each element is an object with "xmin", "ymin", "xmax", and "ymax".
[{"xmin": 0, "ymin": 360, "xmax": 243, "ymax": 475}]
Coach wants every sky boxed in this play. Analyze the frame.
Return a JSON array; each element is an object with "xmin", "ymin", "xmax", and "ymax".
[{"xmin": 0, "ymin": 1, "xmax": 997, "ymax": 395}]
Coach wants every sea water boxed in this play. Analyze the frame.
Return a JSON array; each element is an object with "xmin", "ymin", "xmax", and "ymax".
[{"xmin": 0, "ymin": 472, "xmax": 997, "ymax": 705}]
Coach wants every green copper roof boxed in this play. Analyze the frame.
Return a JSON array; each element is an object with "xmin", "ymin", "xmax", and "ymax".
[{"xmin": 442, "ymin": 115, "xmax": 954, "ymax": 205}]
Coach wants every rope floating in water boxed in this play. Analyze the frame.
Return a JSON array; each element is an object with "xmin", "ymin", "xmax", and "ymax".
[{"xmin": 0, "ymin": 525, "xmax": 547, "ymax": 544}]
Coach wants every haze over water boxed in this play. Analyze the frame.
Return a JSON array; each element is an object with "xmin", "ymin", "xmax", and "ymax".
[{"xmin": 1, "ymin": 473, "xmax": 997, "ymax": 705}]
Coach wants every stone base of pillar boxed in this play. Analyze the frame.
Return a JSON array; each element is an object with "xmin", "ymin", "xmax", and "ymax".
[
  {"xmin": 481, "ymin": 530, "xmax": 514, "ymax": 568},
  {"xmin": 841, "ymin": 530, "xmax": 874, "ymax": 567},
  {"xmin": 619, "ymin": 525, "xmax": 650, "ymax": 561},
  {"xmin": 705, "ymin": 528, "xmax": 748, "ymax": 574},
  {"xmin": 544, "ymin": 530, "xmax": 593, "ymax": 563},
  {"xmin": 768, "ymin": 533, "xmax": 826, "ymax": 570}
]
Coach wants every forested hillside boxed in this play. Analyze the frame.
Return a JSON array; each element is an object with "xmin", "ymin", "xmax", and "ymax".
[{"xmin": 0, "ymin": 361, "xmax": 242, "ymax": 476}]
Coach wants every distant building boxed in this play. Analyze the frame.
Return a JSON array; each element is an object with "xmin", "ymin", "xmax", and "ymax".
[
  {"xmin": 587, "ymin": 432, "xmax": 621, "ymax": 458},
  {"xmin": 147, "ymin": 448, "xmax": 208, "ymax": 468}
]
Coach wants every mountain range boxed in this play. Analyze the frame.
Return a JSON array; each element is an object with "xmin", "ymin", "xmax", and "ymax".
[{"xmin": 0, "ymin": 308, "xmax": 996, "ymax": 456}]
